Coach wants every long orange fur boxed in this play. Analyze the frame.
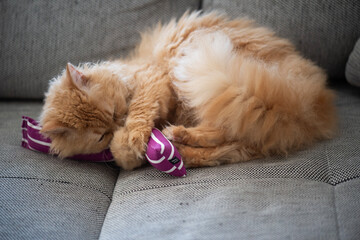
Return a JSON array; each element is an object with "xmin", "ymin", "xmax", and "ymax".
[{"xmin": 40, "ymin": 12, "xmax": 337, "ymax": 169}]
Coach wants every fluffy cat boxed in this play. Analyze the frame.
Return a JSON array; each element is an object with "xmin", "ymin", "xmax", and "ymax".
[{"xmin": 40, "ymin": 12, "xmax": 337, "ymax": 170}]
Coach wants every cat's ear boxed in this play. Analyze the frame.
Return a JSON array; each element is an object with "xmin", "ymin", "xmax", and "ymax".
[
  {"xmin": 66, "ymin": 63, "xmax": 89, "ymax": 91},
  {"xmin": 41, "ymin": 121, "xmax": 69, "ymax": 135}
]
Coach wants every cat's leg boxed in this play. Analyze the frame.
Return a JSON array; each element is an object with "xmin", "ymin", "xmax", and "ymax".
[
  {"xmin": 162, "ymin": 124, "xmax": 227, "ymax": 147},
  {"xmin": 174, "ymin": 142, "xmax": 262, "ymax": 168},
  {"xmin": 110, "ymin": 67, "xmax": 173, "ymax": 170}
]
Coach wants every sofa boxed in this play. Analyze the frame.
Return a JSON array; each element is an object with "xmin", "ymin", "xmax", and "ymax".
[{"xmin": 1, "ymin": 1, "xmax": 359, "ymax": 239}]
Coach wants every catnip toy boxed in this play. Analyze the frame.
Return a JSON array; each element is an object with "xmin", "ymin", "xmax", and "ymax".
[
  {"xmin": 21, "ymin": 116, "xmax": 113, "ymax": 162},
  {"xmin": 21, "ymin": 116, "xmax": 186, "ymax": 177},
  {"xmin": 145, "ymin": 128, "xmax": 186, "ymax": 177}
]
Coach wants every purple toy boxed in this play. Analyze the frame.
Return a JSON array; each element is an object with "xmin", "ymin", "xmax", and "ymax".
[
  {"xmin": 145, "ymin": 128, "xmax": 186, "ymax": 177},
  {"xmin": 21, "ymin": 116, "xmax": 113, "ymax": 162},
  {"xmin": 21, "ymin": 116, "xmax": 186, "ymax": 177}
]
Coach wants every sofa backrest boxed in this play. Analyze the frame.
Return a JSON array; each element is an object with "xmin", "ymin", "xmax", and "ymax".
[
  {"xmin": 1, "ymin": 0, "xmax": 359, "ymax": 99},
  {"xmin": 0, "ymin": 0, "xmax": 200, "ymax": 99},
  {"xmin": 203, "ymin": 0, "xmax": 360, "ymax": 84}
]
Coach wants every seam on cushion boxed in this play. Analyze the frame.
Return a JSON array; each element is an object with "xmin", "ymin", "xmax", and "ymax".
[
  {"xmin": 325, "ymin": 142, "xmax": 340, "ymax": 240},
  {"xmin": 115, "ymin": 176, "xmax": 360, "ymax": 197},
  {"xmin": 325, "ymin": 144, "xmax": 340, "ymax": 240},
  {"xmin": 333, "ymin": 175, "xmax": 360, "ymax": 186},
  {"xmin": 332, "ymin": 186, "xmax": 341, "ymax": 240},
  {"xmin": 0, "ymin": 176, "xmax": 112, "ymax": 201},
  {"xmin": 98, "ymin": 174, "xmax": 122, "ymax": 240},
  {"xmin": 324, "ymin": 144, "xmax": 335, "ymax": 186}
]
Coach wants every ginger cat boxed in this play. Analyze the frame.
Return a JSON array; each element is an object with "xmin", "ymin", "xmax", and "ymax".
[{"xmin": 40, "ymin": 12, "xmax": 337, "ymax": 170}]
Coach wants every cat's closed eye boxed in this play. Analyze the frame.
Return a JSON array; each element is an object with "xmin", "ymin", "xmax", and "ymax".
[
  {"xmin": 98, "ymin": 134, "xmax": 106, "ymax": 142},
  {"xmin": 99, "ymin": 132, "xmax": 111, "ymax": 142},
  {"xmin": 98, "ymin": 132, "xmax": 113, "ymax": 143}
]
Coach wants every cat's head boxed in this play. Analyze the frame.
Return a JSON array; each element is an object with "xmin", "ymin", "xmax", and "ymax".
[{"xmin": 40, "ymin": 63, "xmax": 129, "ymax": 158}]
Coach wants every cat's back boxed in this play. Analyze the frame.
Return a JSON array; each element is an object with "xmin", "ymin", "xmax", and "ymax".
[
  {"xmin": 131, "ymin": 12, "xmax": 245, "ymax": 62},
  {"xmin": 132, "ymin": 11, "xmax": 296, "ymax": 65}
]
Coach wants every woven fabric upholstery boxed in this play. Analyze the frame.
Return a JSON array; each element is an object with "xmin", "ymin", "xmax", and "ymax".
[
  {"xmin": 203, "ymin": 0, "xmax": 360, "ymax": 82},
  {"xmin": 0, "ymin": 102, "xmax": 119, "ymax": 239},
  {"xmin": 346, "ymin": 38, "xmax": 360, "ymax": 87},
  {"xmin": 0, "ymin": 0, "xmax": 200, "ymax": 99},
  {"xmin": 99, "ymin": 87, "xmax": 360, "ymax": 239}
]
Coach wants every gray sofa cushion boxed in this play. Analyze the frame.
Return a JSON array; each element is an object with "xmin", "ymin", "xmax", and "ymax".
[
  {"xmin": 0, "ymin": 102, "xmax": 119, "ymax": 239},
  {"xmin": 0, "ymin": 0, "xmax": 200, "ymax": 99},
  {"xmin": 203, "ymin": 0, "xmax": 360, "ymax": 82},
  {"xmin": 99, "ymin": 87, "xmax": 360, "ymax": 239},
  {"xmin": 346, "ymin": 38, "xmax": 360, "ymax": 87}
]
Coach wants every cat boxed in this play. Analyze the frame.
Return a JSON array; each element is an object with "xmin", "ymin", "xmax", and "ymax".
[{"xmin": 40, "ymin": 11, "xmax": 337, "ymax": 170}]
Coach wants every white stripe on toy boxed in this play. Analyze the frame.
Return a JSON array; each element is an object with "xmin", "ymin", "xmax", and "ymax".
[
  {"xmin": 166, "ymin": 138, "xmax": 175, "ymax": 160},
  {"xmin": 27, "ymin": 120, "xmax": 42, "ymax": 130},
  {"xmin": 28, "ymin": 144, "xmax": 37, "ymax": 152},
  {"xmin": 28, "ymin": 134, "xmax": 52, "ymax": 147},
  {"xmin": 178, "ymin": 160, "xmax": 183, "ymax": 170},
  {"xmin": 145, "ymin": 154, "xmax": 166, "ymax": 164},
  {"xmin": 164, "ymin": 166, "xmax": 177, "ymax": 174},
  {"xmin": 154, "ymin": 129, "xmax": 175, "ymax": 160},
  {"xmin": 150, "ymin": 132, "xmax": 165, "ymax": 154}
]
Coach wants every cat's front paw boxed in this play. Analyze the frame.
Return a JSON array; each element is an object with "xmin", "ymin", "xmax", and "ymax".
[
  {"xmin": 162, "ymin": 125, "xmax": 187, "ymax": 143},
  {"xmin": 110, "ymin": 127, "xmax": 147, "ymax": 170}
]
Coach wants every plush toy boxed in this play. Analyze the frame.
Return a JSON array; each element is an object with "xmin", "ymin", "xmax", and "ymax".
[
  {"xmin": 145, "ymin": 128, "xmax": 186, "ymax": 177},
  {"xmin": 21, "ymin": 116, "xmax": 114, "ymax": 162},
  {"xmin": 21, "ymin": 116, "xmax": 186, "ymax": 177}
]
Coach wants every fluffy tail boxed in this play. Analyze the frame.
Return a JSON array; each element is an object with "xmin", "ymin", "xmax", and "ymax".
[{"xmin": 173, "ymin": 31, "xmax": 236, "ymax": 108}]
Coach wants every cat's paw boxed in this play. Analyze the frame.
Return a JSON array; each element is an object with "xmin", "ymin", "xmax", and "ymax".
[
  {"xmin": 162, "ymin": 125, "xmax": 187, "ymax": 143},
  {"xmin": 110, "ymin": 127, "xmax": 147, "ymax": 170}
]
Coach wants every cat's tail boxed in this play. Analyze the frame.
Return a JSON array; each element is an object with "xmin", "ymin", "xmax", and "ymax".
[{"xmin": 172, "ymin": 30, "xmax": 237, "ymax": 109}]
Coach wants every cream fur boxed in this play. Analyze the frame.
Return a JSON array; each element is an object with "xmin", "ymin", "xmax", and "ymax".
[{"xmin": 173, "ymin": 31, "xmax": 235, "ymax": 108}]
